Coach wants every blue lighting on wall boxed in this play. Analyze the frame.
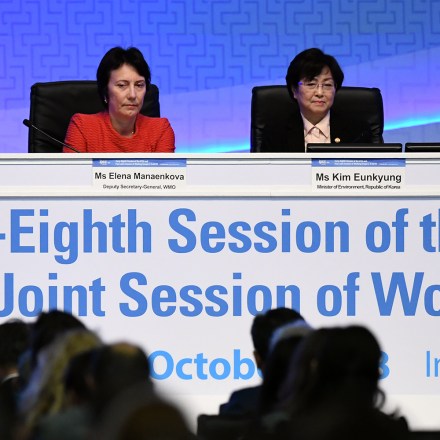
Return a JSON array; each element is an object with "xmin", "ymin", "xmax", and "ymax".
[
  {"xmin": 0, "ymin": 0, "xmax": 439, "ymax": 153},
  {"xmin": 385, "ymin": 115, "xmax": 440, "ymax": 132}
]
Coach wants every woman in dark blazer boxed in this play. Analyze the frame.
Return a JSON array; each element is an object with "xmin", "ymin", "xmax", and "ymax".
[{"xmin": 260, "ymin": 48, "xmax": 383, "ymax": 152}]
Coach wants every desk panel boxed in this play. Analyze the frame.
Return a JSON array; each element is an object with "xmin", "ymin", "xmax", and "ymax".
[{"xmin": 1, "ymin": 153, "xmax": 439, "ymax": 429}]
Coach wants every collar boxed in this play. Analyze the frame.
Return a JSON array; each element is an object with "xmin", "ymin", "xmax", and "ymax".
[{"xmin": 301, "ymin": 112, "xmax": 330, "ymax": 139}]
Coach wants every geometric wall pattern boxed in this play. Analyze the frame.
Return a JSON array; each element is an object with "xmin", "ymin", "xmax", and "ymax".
[{"xmin": 0, "ymin": 0, "xmax": 439, "ymax": 152}]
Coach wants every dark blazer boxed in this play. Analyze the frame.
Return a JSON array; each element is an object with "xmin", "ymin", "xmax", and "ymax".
[
  {"xmin": 259, "ymin": 109, "xmax": 384, "ymax": 153},
  {"xmin": 0, "ymin": 377, "xmax": 20, "ymax": 440},
  {"xmin": 219, "ymin": 385, "xmax": 261, "ymax": 416}
]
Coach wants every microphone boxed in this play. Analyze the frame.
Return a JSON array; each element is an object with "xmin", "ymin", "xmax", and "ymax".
[{"xmin": 23, "ymin": 119, "xmax": 80, "ymax": 153}]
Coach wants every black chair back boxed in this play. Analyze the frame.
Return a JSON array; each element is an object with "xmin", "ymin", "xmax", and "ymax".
[
  {"xmin": 411, "ymin": 432, "xmax": 440, "ymax": 440},
  {"xmin": 197, "ymin": 414, "xmax": 251, "ymax": 440},
  {"xmin": 28, "ymin": 81, "xmax": 160, "ymax": 152},
  {"xmin": 250, "ymin": 85, "xmax": 384, "ymax": 152}
]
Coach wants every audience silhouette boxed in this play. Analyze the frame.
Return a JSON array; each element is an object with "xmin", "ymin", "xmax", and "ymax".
[
  {"xmin": 219, "ymin": 307, "xmax": 305, "ymax": 417},
  {"xmin": 0, "ymin": 319, "xmax": 31, "ymax": 440},
  {"xmin": 257, "ymin": 325, "xmax": 410, "ymax": 440},
  {"xmin": 18, "ymin": 328, "xmax": 102, "ymax": 439},
  {"xmin": 1, "ymin": 309, "xmax": 437, "ymax": 440},
  {"xmin": 197, "ymin": 307, "xmax": 308, "ymax": 440}
]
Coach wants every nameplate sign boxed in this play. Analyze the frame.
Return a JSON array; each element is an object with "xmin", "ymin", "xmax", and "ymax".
[
  {"xmin": 311, "ymin": 159, "xmax": 405, "ymax": 193},
  {"xmin": 92, "ymin": 159, "xmax": 187, "ymax": 192}
]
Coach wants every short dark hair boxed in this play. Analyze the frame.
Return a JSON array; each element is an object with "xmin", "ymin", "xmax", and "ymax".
[
  {"xmin": 96, "ymin": 46, "xmax": 151, "ymax": 107},
  {"xmin": 285, "ymin": 48, "xmax": 344, "ymax": 99},
  {"xmin": 91, "ymin": 342, "xmax": 151, "ymax": 417},
  {"xmin": 0, "ymin": 319, "xmax": 30, "ymax": 367},
  {"xmin": 251, "ymin": 307, "xmax": 304, "ymax": 363},
  {"xmin": 282, "ymin": 325, "xmax": 384, "ymax": 412}
]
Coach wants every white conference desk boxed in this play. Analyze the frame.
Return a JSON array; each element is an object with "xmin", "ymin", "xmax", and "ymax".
[{"xmin": 1, "ymin": 153, "xmax": 440, "ymax": 430}]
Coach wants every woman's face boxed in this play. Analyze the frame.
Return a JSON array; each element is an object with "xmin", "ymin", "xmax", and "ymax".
[
  {"xmin": 106, "ymin": 63, "xmax": 146, "ymax": 121},
  {"xmin": 292, "ymin": 66, "xmax": 336, "ymax": 124}
]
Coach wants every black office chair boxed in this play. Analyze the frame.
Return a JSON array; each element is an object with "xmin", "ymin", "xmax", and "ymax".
[
  {"xmin": 250, "ymin": 85, "xmax": 384, "ymax": 152},
  {"xmin": 27, "ymin": 80, "xmax": 160, "ymax": 153},
  {"xmin": 411, "ymin": 432, "xmax": 440, "ymax": 440}
]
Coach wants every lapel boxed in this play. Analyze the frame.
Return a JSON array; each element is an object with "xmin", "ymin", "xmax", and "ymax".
[
  {"xmin": 330, "ymin": 111, "xmax": 367, "ymax": 143},
  {"xmin": 284, "ymin": 112, "xmax": 306, "ymax": 152}
]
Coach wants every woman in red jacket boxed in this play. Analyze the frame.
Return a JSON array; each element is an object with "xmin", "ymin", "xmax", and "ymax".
[{"xmin": 64, "ymin": 46, "xmax": 175, "ymax": 153}]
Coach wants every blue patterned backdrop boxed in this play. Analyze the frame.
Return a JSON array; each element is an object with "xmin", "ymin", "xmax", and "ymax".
[{"xmin": 0, "ymin": 0, "xmax": 439, "ymax": 153}]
